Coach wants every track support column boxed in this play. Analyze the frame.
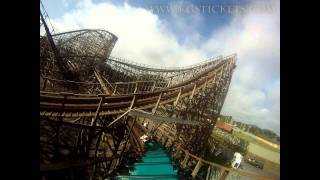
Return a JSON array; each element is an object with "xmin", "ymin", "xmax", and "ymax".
[{"xmin": 192, "ymin": 159, "xmax": 203, "ymax": 178}]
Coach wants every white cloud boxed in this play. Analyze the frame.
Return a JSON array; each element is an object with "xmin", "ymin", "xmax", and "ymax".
[
  {"xmin": 48, "ymin": 0, "xmax": 280, "ymax": 135},
  {"xmin": 217, "ymin": 1, "xmax": 280, "ymax": 135}
]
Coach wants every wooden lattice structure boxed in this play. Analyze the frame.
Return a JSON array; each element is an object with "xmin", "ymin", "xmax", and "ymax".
[{"xmin": 40, "ymin": 8, "xmax": 237, "ymax": 180}]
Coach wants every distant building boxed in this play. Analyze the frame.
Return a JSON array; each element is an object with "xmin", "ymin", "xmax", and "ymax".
[{"xmin": 215, "ymin": 121, "xmax": 233, "ymax": 133}]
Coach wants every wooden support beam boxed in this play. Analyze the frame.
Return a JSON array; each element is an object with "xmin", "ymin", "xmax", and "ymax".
[
  {"xmin": 152, "ymin": 92, "xmax": 162, "ymax": 114},
  {"xmin": 151, "ymin": 81, "xmax": 156, "ymax": 92},
  {"xmin": 204, "ymin": 77, "xmax": 208, "ymax": 90},
  {"xmin": 134, "ymin": 82, "xmax": 138, "ymax": 93},
  {"xmin": 101, "ymin": 75, "xmax": 114, "ymax": 89},
  {"xmin": 91, "ymin": 97, "xmax": 104, "ymax": 126},
  {"xmin": 181, "ymin": 151, "xmax": 190, "ymax": 168},
  {"xmin": 173, "ymin": 88, "xmax": 182, "ymax": 107},
  {"xmin": 206, "ymin": 166, "xmax": 211, "ymax": 180},
  {"xmin": 130, "ymin": 123, "xmax": 144, "ymax": 153},
  {"xmin": 191, "ymin": 159, "xmax": 203, "ymax": 178},
  {"xmin": 119, "ymin": 118, "xmax": 136, "ymax": 162},
  {"xmin": 94, "ymin": 69, "xmax": 110, "ymax": 95},
  {"xmin": 189, "ymin": 83, "xmax": 197, "ymax": 99},
  {"xmin": 108, "ymin": 159, "xmax": 120, "ymax": 174},
  {"xmin": 107, "ymin": 96, "xmax": 135, "ymax": 127},
  {"xmin": 112, "ymin": 84, "xmax": 117, "ymax": 95},
  {"xmin": 173, "ymin": 149, "xmax": 180, "ymax": 158},
  {"xmin": 167, "ymin": 77, "xmax": 172, "ymax": 87}
]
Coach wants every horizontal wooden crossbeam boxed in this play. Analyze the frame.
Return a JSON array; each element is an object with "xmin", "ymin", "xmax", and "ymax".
[{"xmin": 128, "ymin": 109, "xmax": 201, "ymax": 126}]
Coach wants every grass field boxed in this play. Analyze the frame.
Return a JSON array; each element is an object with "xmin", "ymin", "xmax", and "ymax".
[{"xmin": 233, "ymin": 131, "xmax": 280, "ymax": 153}]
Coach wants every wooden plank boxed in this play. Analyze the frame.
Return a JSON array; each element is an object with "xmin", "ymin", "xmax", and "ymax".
[
  {"xmin": 189, "ymin": 83, "xmax": 197, "ymax": 99},
  {"xmin": 94, "ymin": 69, "xmax": 111, "ymax": 95},
  {"xmin": 152, "ymin": 93, "xmax": 162, "ymax": 114},
  {"xmin": 173, "ymin": 88, "xmax": 182, "ymax": 107},
  {"xmin": 191, "ymin": 159, "xmax": 203, "ymax": 178}
]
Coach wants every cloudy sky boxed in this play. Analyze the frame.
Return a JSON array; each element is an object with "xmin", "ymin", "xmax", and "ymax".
[{"xmin": 41, "ymin": 0, "xmax": 280, "ymax": 135}]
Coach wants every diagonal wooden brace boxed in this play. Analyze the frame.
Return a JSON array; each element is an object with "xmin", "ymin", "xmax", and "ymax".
[
  {"xmin": 192, "ymin": 159, "xmax": 203, "ymax": 178},
  {"xmin": 189, "ymin": 83, "xmax": 197, "ymax": 99},
  {"xmin": 152, "ymin": 92, "xmax": 162, "ymax": 114},
  {"xmin": 91, "ymin": 96, "xmax": 104, "ymax": 126},
  {"xmin": 173, "ymin": 88, "xmax": 182, "ymax": 107}
]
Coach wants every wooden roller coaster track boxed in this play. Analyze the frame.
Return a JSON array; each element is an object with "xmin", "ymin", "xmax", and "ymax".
[{"xmin": 40, "ymin": 8, "xmax": 243, "ymax": 179}]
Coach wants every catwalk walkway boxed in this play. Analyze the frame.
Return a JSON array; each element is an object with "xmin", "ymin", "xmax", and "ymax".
[{"xmin": 115, "ymin": 141, "xmax": 178, "ymax": 180}]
